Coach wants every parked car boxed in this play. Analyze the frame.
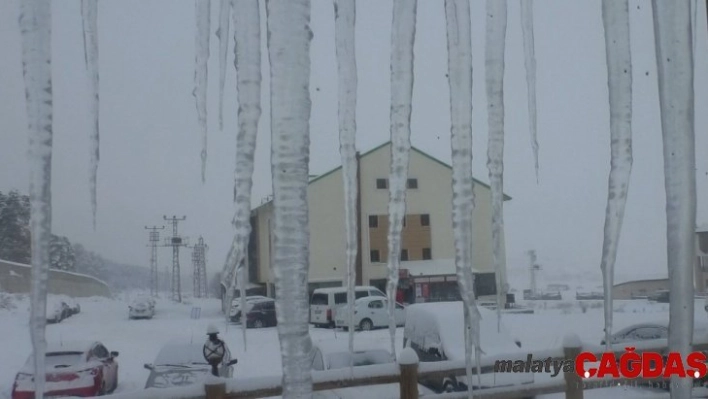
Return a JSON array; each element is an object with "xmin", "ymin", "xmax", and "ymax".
[
  {"xmin": 11, "ymin": 341, "xmax": 119, "ymax": 399},
  {"xmin": 403, "ymin": 302, "xmax": 532, "ymax": 394},
  {"xmin": 45, "ymin": 296, "xmax": 70, "ymax": 324},
  {"xmin": 56, "ymin": 295, "xmax": 81, "ymax": 316},
  {"xmin": 144, "ymin": 343, "xmax": 237, "ymax": 389},
  {"xmin": 129, "ymin": 297, "xmax": 156, "ymax": 319},
  {"xmin": 309, "ymin": 286, "xmax": 386, "ymax": 328},
  {"xmin": 233, "ymin": 298, "xmax": 277, "ymax": 328},
  {"xmin": 334, "ymin": 296, "xmax": 406, "ymax": 331},
  {"xmin": 647, "ymin": 290, "xmax": 670, "ymax": 303},
  {"xmin": 600, "ymin": 321, "xmax": 708, "ymax": 345},
  {"xmin": 229, "ymin": 295, "xmax": 270, "ymax": 322}
]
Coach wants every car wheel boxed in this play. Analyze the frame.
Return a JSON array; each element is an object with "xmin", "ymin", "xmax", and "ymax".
[
  {"xmin": 254, "ymin": 319, "xmax": 264, "ymax": 328},
  {"xmin": 359, "ymin": 319, "xmax": 373, "ymax": 331}
]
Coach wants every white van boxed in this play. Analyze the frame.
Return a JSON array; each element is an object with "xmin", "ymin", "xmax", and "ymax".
[{"xmin": 309, "ymin": 286, "xmax": 386, "ymax": 328}]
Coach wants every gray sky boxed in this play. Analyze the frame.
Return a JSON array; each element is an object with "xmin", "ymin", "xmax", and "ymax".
[{"xmin": 1, "ymin": 0, "xmax": 707, "ymax": 284}]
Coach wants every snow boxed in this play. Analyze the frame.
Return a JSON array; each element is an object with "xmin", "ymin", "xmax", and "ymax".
[
  {"xmin": 216, "ymin": 0, "xmax": 231, "ymax": 131},
  {"xmin": 386, "ymin": 0, "xmax": 417, "ymax": 362},
  {"xmin": 266, "ymin": 0, "xmax": 315, "ymax": 396},
  {"xmin": 81, "ymin": 0, "xmax": 100, "ymax": 230},
  {"xmin": 333, "ymin": 0, "xmax": 358, "ymax": 373},
  {"xmin": 561, "ymin": 332, "xmax": 581, "ymax": 348},
  {"xmin": 19, "ymin": 0, "xmax": 54, "ymax": 396},
  {"xmin": 599, "ymin": 0, "xmax": 633, "ymax": 352},
  {"xmin": 520, "ymin": 0, "xmax": 539, "ymax": 183},
  {"xmin": 485, "ymin": 0, "xmax": 508, "ymax": 337},
  {"xmin": 397, "ymin": 347, "xmax": 418, "ymax": 365},
  {"xmin": 651, "ymin": 0, "xmax": 696, "ymax": 396},
  {"xmin": 444, "ymin": 0, "xmax": 482, "ymax": 393},
  {"xmin": 193, "ymin": 0, "xmax": 210, "ymax": 183}
]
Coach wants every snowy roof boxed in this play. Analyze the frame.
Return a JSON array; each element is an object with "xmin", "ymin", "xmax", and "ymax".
[
  {"xmin": 697, "ymin": 224, "xmax": 708, "ymax": 233},
  {"xmin": 0, "ymin": 258, "xmax": 110, "ymax": 287},
  {"xmin": 312, "ymin": 285, "xmax": 381, "ymax": 294},
  {"xmin": 404, "ymin": 302, "xmax": 520, "ymax": 361},
  {"xmin": 401, "ymin": 259, "xmax": 481, "ymax": 276}
]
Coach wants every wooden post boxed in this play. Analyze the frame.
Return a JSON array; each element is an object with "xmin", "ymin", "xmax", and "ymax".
[
  {"xmin": 563, "ymin": 333, "xmax": 583, "ymax": 399},
  {"xmin": 205, "ymin": 380, "xmax": 226, "ymax": 399},
  {"xmin": 399, "ymin": 347, "xmax": 419, "ymax": 399}
]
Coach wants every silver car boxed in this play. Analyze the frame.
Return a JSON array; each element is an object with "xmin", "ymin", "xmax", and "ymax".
[
  {"xmin": 128, "ymin": 298, "xmax": 155, "ymax": 319},
  {"xmin": 144, "ymin": 343, "xmax": 237, "ymax": 389}
]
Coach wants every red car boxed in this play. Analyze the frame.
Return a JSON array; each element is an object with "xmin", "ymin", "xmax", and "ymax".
[{"xmin": 11, "ymin": 341, "xmax": 119, "ymax": 399}]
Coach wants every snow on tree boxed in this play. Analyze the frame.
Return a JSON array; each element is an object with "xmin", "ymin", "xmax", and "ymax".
[
  {"xmin": 599, "ymin": 0, "xmax": 633, "ymax": 351},
  {"xmin": 19, "ymin": 0, "xmax": 54, "ymax": 397},
  {"xmin": 445, "ymin": 0, "xmax": 484, "ymax": 392},
  {"xmin": 651, "ymin": 0, "xmax": 696, "ymax": 397},
  {"xmin": 0, "ymin": 191, "xmax": 31, "ymax": 264},
  {"xmin": 385, "ymin": 0, "xmax": 417, "ymax": 361},
  {"xmin": 266, "ymin": 0, "xmax": 315, "ymax": 396},
  {"xmin": 49, "ymin": 235, "xmax": 76, "ymax": 271},
  {"xmin": 333, "ymin": 0, "xmax": 359, "ymax": 373}
]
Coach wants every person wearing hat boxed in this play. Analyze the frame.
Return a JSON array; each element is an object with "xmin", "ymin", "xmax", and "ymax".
[{"xmin": 203, "ymin": 323, "xmax": 232, "ymax": 376}]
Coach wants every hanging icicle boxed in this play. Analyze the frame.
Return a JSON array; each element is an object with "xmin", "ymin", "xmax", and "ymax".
[
  {"xmin": 81, "ymin": 0, "xmax": 99, "ymax": 230},
  {"xmin": 333, "ymin": 0, "xmax": 358, "ymax": 375},
  {"xmin": 266, "ymin": 0, "xmax": 315, "ymax": 396},
  {"xmin": 599, "ymin": 0, "xmax": 633, "ymax": 351},
  {"xmin": 651, "ymin": 0, "xmax": 696, "ymax": 397},
  {"xmin": 19, "ymin": 1, "xmax": 54, "ymax": 397},
  {"xmin": 519, "ymin": 0, "xmax": 539, "ymax": 183},
  {"xmin": 385, "ymin": 0, "xmax": 417, "ymax": 361},
  {"xmin": 216, "ymin": 0, "xmax": 231, "ymax": 131},
  {"xmin": 194, "ymin": 0, "xmax": 211, "ymax": 182},
  {"xmin": 445, "ymin": 0, "xmax": 484, "ymax": 394}
]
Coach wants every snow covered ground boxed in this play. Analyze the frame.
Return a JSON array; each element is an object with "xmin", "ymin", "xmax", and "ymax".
[{"xmin": 1, "ymin": 293, "xmax": 707, "ymax": 398}]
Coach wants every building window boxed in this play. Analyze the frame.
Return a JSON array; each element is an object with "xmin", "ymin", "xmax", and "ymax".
[
  {"xmin": 370, "ymin": 250, "xmax": 380, "ymax": 262},
  {"xmin": 369, "ymin": 215, "xmax": 378, "ymax": 228},
  {"xmin": 407, "ymin": 178, "xmax": 418, "ymax": 189},
  {"xmin": 401, "ymin": 249, "xmax": 409, "ymax": 261},
  {"xmin": 420, "ymin": 214, "xmax": 430, "ymax": 227},
  {"xmin": 422, "ymin": 248, "xmax": 432, "ymax": 260},
  {"xmin": 376, "ymin": 178, "xmax": 388, "ymax": 189}
]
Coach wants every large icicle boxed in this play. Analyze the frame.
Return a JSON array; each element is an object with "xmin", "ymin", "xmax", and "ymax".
[
  {"xmin": 266, "ymin": 0, "xmax": 315, "ymax": 397},
  {"xmin": 599, "ymin": 0, "xmax": 633, "ymax": 351},
  {"xmin": 385, "ymin": 0, "xmax": 417, "ymax": 361},
  {"xmin": 445, "ymin": 0, "xmax": 483, "ymax": 394},
  {"xmin": 519, "ymin": 0, "xmax": 539, "ymax": 182},
  {"xmin": 221, "ymin": 0, "xmax": 263, "ymax": 351},
  {"xmin": 485, "ymin": 0, "xmax": 507, "ymax": 337},
  {"xmin": 194, "ymin": 0, "xmax": 211, "ymax": 183},
  {"xmin": 81, "ymin": 0, "xmax": 99, "ymax": 230},
  {"xmin": 333, "ymin": 0, "xmax": 358, "ymax": 375},
  {"xmin": 651, "ymin": 1, "xmax": 696, "ymax": 397},
  {"xmin": 19, "ymin": 1, "xmax": 53, "ymax": 398},
  {"xmin": 216, "ymin": 0, "xmax": 231, "ymax": 131}
]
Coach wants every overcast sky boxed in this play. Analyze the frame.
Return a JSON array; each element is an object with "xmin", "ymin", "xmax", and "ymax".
[{"xmin": 1, "ymin": 0, "xmax": 707, "ymax": 286}]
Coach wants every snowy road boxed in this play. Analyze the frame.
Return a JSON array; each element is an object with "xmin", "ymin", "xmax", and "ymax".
[{"xmin": 0, "ymin": 294, "xmax": 706, "ymax": 398}]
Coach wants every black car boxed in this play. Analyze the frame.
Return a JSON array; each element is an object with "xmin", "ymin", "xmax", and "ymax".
[{"xmin": 234, "ymin": 298, "xmax": 277, "ymax": 328}]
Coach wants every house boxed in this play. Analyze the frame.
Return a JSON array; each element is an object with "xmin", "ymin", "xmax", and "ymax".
[{"xmin": 236, "ymin": 141, "xmax": 512, "ymax": 305}]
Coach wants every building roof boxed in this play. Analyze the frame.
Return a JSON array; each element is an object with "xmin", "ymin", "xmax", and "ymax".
[
  {"xmin": 613, "ymin": 277, "xmax": 668, "ymax": 288},
  {"xmin": 253, "ymin": 141, "xmax": 511, "ymax": 212}
]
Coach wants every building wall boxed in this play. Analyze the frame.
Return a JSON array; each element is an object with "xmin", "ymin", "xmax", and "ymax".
[
  {"xmin": 612, "ymin": 279, "xmax": 669, "ymax": 300},
  {"xmin": 0, "ymin": 259, "xmax": 111, "ymax": 297}
]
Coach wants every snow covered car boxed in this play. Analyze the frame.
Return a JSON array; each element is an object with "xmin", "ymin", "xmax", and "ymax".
[
  {"xmin": 600, "ymin": 321, "xmax": 708, "ymax": 345},
  {"xmin": 11, "ymin": 341, "xmax": 119, "ymax": 399},
  {"xmin": 129, "ymin": 298, "xmax": 155, "ymax": 319},
  {"xmin": 403, "ymin": 302, "xmax": 533, "ymax": 393},
  {"xmin": 232, "ymin": 297, "xmax": 277, "ymax": 328},
  {"xmin": 309, "ymin": 286, "xmax": 386, "ymax": 328},
  {"xmin": 229, "ymin": 295, "xmax": 270, "ymax": 322},
  {"xmin": 45, "ymin": 296, "xmax": 70, "ymax": 324},
  {"xmin": 143, "ymin": 343, "xmax": 237, "ymax": 389},
  {"xmin": 333, "ymin": 296, "xmax": 406, "ymax": 331},
  {"xmin": 57, "ymin": 295, "xmax": 81, "ymax": 315}
]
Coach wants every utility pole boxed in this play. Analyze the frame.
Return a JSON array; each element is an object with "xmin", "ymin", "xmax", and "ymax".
[
  {"xmin": 145, "ymin": 225, "xmax": 165, "ymax": 297},
  {"xmin": 163, "ymin": 215, "xmax": 188, "ymax": 302},
  {"xmin": 191, "ymin": 236, "xmax": 208, "ymax": 298}
]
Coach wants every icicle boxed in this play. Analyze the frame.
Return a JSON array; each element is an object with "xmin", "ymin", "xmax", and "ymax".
[
  {"xmin": 519, "ymin": 0, "xmax": 539, "ymax": 183},
  {"xmin": 445, "ymin": 0, "xmax": 483, "ymax": 394},
  {"xmin": 266, "ymin": 0, "xmax": 315, "ymax": 397},
  {"xmin": 333, "ymin": 0, "xmax": 358, "ymax": 376},
  {"xmin": 194, "ymin": 0, "xmax": 211, "ymax": 183},
  {"xmin": 385, "ymin": 0, "xmax": 417, "ymax": 362},
  {"xmin": 19, "ymin": 1, "xmax": 53, "ymax": 397},
  {"xmin": 221, "ymin": 0, "xmax": 263, "ymax": 351},
  {"xmin": 651, "ymin": 1, "xmax": 696, "ymax": 397},
  {"xmin": 216, "ymin": 0, "xmax": 231, "ymax": 131},
  {"xmin": 599, "ymin": 0, "xmax": 633, "ymax": 351},
  {"xmin": 81, "ymin": 0, "xmax": 99, "ymax": 230},
  {"xmin": 485, "ymin": 0, "xmax": 507, "ymax": 341}
]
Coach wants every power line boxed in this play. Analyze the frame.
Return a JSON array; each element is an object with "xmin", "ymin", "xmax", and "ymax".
[
  {"xmin": 163, "ymin": 215, "xmax": 188, "ymax": 302},
  {"xmin": 145, "ymin": 225, "xmax": 165, "ymax": 297},
  {"xmin": 191, "ymin": 236, "xmax": 208, "ymax": 298}
]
